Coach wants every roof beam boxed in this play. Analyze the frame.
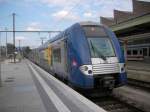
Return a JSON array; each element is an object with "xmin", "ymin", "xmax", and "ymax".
[{"xmin": 111, "ymin": 13, "xmax": 150, "ymax": 32}]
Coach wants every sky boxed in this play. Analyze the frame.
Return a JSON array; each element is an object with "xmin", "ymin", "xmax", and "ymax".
[{"xmin": 0, "ymin": 0, "xmax": 142, "ymax": 48}]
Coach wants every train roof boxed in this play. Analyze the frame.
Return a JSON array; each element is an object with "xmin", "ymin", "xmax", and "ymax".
[
  {"xmin": 38, "ymin": 21, "xmax": 104, "ymax": 50},
  {"xmin": 79, "ymin": 21, "xmax": 101, "ymax": 26}
]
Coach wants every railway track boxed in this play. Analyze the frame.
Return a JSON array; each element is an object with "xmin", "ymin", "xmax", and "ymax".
[
  {"xmin": 33, "ymin": 62, "xmax": 146, "ymax": 112},
  {"xmin": 42, "ymin": 70, "xmax": 147, "ymax": 111},
  {"xmin": 87, "ymin": 95, "xmax": 144, "ymax": 112},
  {"xmin": 127, "ymin": 79, "xmax": 150, "ymax": 92}
]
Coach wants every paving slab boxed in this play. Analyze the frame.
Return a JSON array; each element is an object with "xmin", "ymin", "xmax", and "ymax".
[{"xmin": 0, "ymin": 60, "xmax": 47, "ymax": 112}]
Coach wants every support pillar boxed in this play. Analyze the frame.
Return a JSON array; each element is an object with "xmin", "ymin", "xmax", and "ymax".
[{"xmin": 123, "ymin": 40, "xmax": 128, "ymax": 62}]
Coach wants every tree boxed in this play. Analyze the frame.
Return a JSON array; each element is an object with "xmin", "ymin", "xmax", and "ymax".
[
  {"xmin": 23, "ymin": 46, "xmax": 31, "ymax": 57},
  {"xmin": 7, "ymin": 43, "xmax": 15, "ymax": 55}
]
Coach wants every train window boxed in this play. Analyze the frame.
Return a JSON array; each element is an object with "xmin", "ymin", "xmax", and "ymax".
[
  {"xmin": 133, "ymin": 50, "xmax": 138, "ymax": 55},
  {"xmin": 83, "ymin": 26, "xmax": 107, "ymax": 37},
  {"xmin": 127, "ymin": 50, "xmax": 131, "ymax": 55},
  {"xmin": 53, "ymin": 48, "xmax": 61, "ymax": 63},
  {"xmin": 88, "ymin": 37, "xmax": 115, "ymax": 58}
]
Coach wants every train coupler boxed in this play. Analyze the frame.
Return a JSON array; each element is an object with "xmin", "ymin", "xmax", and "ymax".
[{"xmin": 102, "ymin": 77, "xmax": 115, "ymax": 90}]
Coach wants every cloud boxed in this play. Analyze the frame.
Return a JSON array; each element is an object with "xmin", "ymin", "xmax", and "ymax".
[
  {"xmin": 42, "ymin": 0, "xmax": 67, "ymax": 6},
  {"xmin": 52, "ymin": 10, "xmax": 68, "ymax": 18},
  {"xmin": 16, "ymin": 36, "xmax": 25, "ymax": 40},
  {"xmin": 89, "ymin": 0, "xmax": 132, "ymax": 17},
  {"xmin": 52, "ymin": 10, "xmax": 80, "ymax": 21},
  {"xmin": 83, "ymin": 12, "xmax": 92, "ymax": 18},
  {"xmin": 114, "ymin": 0, "xmax": 133, "ymax": 11},
  {"xmin": 41, "ymin": 0, "xmax": 133, "ymax": 20},
  {"xmin": 26, "ymin": 22, "xmax": 41, "ymax": 31},
  {"xmin": 42, "ymin": 0, "xmax": 78, "ymax": 7}
]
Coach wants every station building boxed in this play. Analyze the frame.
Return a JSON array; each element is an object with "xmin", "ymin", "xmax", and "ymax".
[{"xmin": 100, "ymin": 0, "xmax": 150, "ymax": 61}]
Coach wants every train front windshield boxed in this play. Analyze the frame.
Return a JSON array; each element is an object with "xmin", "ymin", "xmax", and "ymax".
[{"xmin": 88, "ymin": 37, "xmax": 115, "ymax": 59}]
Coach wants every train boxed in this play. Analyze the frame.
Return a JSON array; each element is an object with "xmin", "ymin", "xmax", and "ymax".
[
  {"xmin": 126, "ymin": 44, "xmax": 150, "ymax": 61},
  {"xmin": 28, "ymin": 21, "xmax": 127, "ymax": 91}
]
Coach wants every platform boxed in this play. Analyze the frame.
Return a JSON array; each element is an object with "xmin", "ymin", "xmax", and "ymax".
[
  {"xmin": 127, "ymin": 61, "xmax": 150, "ymax": 72},
  {"xmin": 0, "ymin": 59, "xmax": 106, "ymax": 112},
  {"xmin": 126, "ymin": 61, "xmax": 150, "ymax": 83}
]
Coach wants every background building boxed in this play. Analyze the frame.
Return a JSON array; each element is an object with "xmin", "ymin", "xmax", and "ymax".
[{"xmin": 100, "ymin": 0, "xmax": 150, "ymax": 61}]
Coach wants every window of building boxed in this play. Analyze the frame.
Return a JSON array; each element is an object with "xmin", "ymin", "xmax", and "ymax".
[
  {"xmin": 127, "ymin": 50, "xmax": 131, "ymax": 55},
  {"xmin": 133, "ymin": 50, "xmax": 138, "ymax": 55},
  {"xmin": 149, "ymin": 47, "xmax": 150, "ymax": 56},
  {"xmin": 143, "ymin": 48, "xmax": 148, "ymax": 56},
  {"xmin": 140, "ymin": 50, "xmax": 142, "ymax": 55},
  {"xmin": 53, "ymin": 48, "xmax": 61, "ymax": 63}
]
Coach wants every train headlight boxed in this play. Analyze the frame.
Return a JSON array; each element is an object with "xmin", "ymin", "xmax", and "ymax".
[
  {"xmin": 83, "ymin": 66, "xmax": 88, "ymax": 71},
  {"xmin": 88, "ymin": 70, "xmax": 92, "ymax": 74},
  {"xmin": 80, "ymin": 65, "xmax": 93, "ymax": 75}
]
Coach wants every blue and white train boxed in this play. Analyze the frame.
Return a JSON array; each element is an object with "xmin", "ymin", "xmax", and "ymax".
[{"xmin": 29, "ymin": 21, "xmax": 127, "ymax": 90}]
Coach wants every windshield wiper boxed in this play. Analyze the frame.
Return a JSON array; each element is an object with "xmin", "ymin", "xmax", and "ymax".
[
  {"xmin": 90, "ymin": 40, "xmax": 106, "ymax": 61},
  {"xmin": 90, "ymin": 40, "xmax": 96, "ymax": 57},
  {"xmin": 95, "ymin": 47, "xmax": 107, "ymax": 61}
]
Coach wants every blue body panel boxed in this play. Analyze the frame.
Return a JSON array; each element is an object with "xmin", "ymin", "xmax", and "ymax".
[
  {"xmin": 66, "ymin": 24, "xmax": 94, "ymax": 88},
  {"xmin": 119, "ymin": 72, "xmax": 127, "ymax": 85}
]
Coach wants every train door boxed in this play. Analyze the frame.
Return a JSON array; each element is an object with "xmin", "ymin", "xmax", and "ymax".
[
  {"xmin": 61, "ymin": 39, "xmax": 69, "ymax": 77},
  {"xmin": 47, "ymin": 46, "xmax": 52, "ymax": 70},
  {"xmin": 52, "ymin": 47, "xmax": 61, "ymax": 74},
  {"xmin": 65, "ymin": 35, "xmax": 72, "ymax": 76},
  {"xmin": 51, "ymin": 39, "xmax": 69, "ymax": 79}
]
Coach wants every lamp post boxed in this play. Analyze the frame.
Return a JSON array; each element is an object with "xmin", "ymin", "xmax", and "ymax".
[
  {"xmin": 0, "ymin": 32, "xmax": 2, "ymax": 87},
  {"xmin": 124, "ymin": 40, "xmax": 128, "ymax": 62},
  {"xmin": 12, "ymin": 13, "xmax": 16, "ymax": 63},
  {"xmin": 18, "ymin": 39, "xmax": 21, "ymax": 52},
  {"xmin": 5, "ymin": 27, "xmax": 8, "ymax": 58}
]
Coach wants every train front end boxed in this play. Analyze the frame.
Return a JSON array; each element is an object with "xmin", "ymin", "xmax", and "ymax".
[{"xmin": 78, "ymin": 22, "xmax": 127, "ymax": 90}]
